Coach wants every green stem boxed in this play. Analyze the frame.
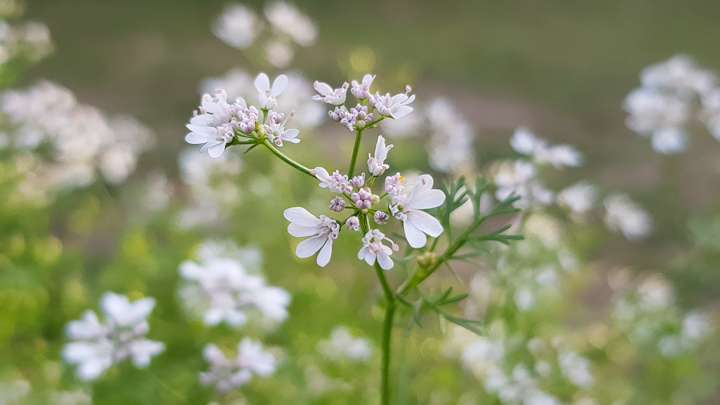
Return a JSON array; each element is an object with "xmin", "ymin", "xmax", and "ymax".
[
  {"xmin": 360, "ymin": 214, "xmax": 395, "ymax": 405},
  {"xmin": 348, "ymin": 128, "xmax": 364, "ymax": 177},
  {"xmin": 261, "ymin": 138, "xmax": 314, "ymax": 178}
]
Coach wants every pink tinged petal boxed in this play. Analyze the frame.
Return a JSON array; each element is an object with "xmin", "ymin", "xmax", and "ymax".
[
  {"xmin": 409, "ymin": 189, "xmax": 445, "ymax": 210},
  {"xmin": 207, "ymin": 143, "xmax": 226, "ymax": 158},
  {"xmin": 254, "ymin": 73, "xmax": 270, "ymax": 93},
  {"xmin": 190, "ymin": 114, "xmax": 213, "ymax": 126},
  {"xmin": 186, "ymin": 124, "xmax": 216, "ymax": 137},
  {"xmin": 377, "ymin": 252, "xmax": 394, "ymax": 270},
  {"xmin": 403, "ymin": 220, "xmax": 427, "ymax": 248},
  {"xmin": 316, "ymin": 239, "xmax": 333, "ymax": 267},
  {"xmin": 407, "ymin": 210, "xmax": 444, "ymax": 237},
  {"xmin": 283, "ymin": 207, "xmax": 320, "ymax": 227},
  {"xmin": 295, "ymin": 235, "xmax": 325, "ymax": 258},
  {"xmin": 271, "ymin": 74, "xmax": 288, "ymax": 96}
]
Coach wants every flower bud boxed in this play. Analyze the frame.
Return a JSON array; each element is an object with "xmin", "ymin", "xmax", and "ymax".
[
  {"xmin": 329, "ymin": 197, "xmax": 346, "ymax": 212},
  {"xmin": 346, "ymin": 216, "xmax": 360, "ymax": 231},
  {"xmin": 417, "ymin": 251, "xmax": 437, "ymax": 268},
  {"xmin": 374, "ymin": 211, "xmax": 389, "ymax": 225}
]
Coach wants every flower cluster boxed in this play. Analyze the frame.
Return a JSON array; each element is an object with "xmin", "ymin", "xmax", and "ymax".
[
  {"xmin": 213, "ymin": 2, "xmax": 317, "ymax": 68},
  {"xmin": 62, "ymin": 293, "xmax": 165, "ymax": 381},
  {"xmin": 624, "ymin": 55, "xmax": 720, "ymax": 154},
  {"xmin": 284, "ymin": 136, "xmax": 444, "ymax": 268},
  {"xmin": 179, "ymin": 240, "xmax": 291, "ymax": 328},
  {"xmin": 187, "ymin": 73, "xmax": 300, "ymax": 157},
  {"xmin": 603, "ymin": 193, "xmax": 653, "ymax": 240},
  {"xmin": 200, "ymin": 338, "xmax": 279, "ymax": 394},
  {"xmin": 314, "ymin": 73, "xmax": 416, "ymax": 132},
  {"xmin": 201, "ymin": 69, "xmax": 324, "ymax": 129},
  {"xmin": 0, "ymin": 80, "xmax": 154, "ymax": 191},
  {"xmin": 317, "ymin": 326, "xmax": 373, "ymax": 363},
  {"xmin": 0, "ymin": 19, "xmax": 52, "ymax": 66}
]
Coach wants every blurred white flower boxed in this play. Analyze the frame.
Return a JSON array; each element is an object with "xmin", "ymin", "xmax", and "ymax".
[
  {"xmin": 179, "ymin": 246, "xmax": 290, "ymax": 328},
  {"xmin": 264, "ymin": 1, "xmax": 318, "ymax": 46},
  {"xmin": 494, "ymin": 161, "xmax": 554, "ymax": 209},
  {"xmin": 213, "ymin": 3, "xmax": 260, "ymax": 49},
  {"xmin": 511, "ymin": 127, "xmax": 582, "ymax": 168},
  {"xmin": 283, "ymin": 207, "xmax": 339, "ymax": 267},
  {"xmin": 63, "ymin": 293, "xmax": 164, "ymax": 381},
  {"xmin": 264, "ymin": 39, "xmax": 294, "ymax": 68},
  {"xmin": 557, "ymin": 181, "xmax": 596, "ymax": 216},
  {"xmin": 426, "ymin": 98, "xmax": 475, "ymax": 174},
  {"xmin": 603, "ymin": 193, "xmax": 652, "ymax": 240},
  {"xmin": 317, "ymin": 326, "xmax": 373, "ymax": 362},
  {"xmin": 200, "ymin": 339, "xmax": 279, "ymax": 394},
  {"xmin": 558, "ymin": 350, "xmax": 593, "ymax": 388},
  {"xmin": 641, "ymin": 55, "xmax": 716, "ymax": 96}
]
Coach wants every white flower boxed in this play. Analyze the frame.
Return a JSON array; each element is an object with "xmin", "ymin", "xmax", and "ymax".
[
  {"xmin": 318, "ymin": 326, "xmax": 373, "ymax": 362},
  {"xmin": 264, "ymin": 1, "xmax": 317, "ymax": 46},
  {"xmin": 63, "ymin": 293, "xmax": 164, "ymax": 381},
  {"xmin": 426, "ymin": 98, "xmax": 475, "ymax": 173},
  {"xmin": 557, "ymin": 182, "xmax": 596, "ymax": 215},
  {"xmin": 511, "ymin": 127, "xmax": 582, "ymax": 168},
  {"xmin": 310, "ymin": 167, "xmax": 352, "ymax": 193},
  {"xmin": 351, "ymin": 73, "xmax": 375, "ymax": 99},
  {"xmin": 264, "ymin": 39, "xmax": 294, "ymax": 68},
  {"xmin": 641, "ymin": 55, "xmax": 716, "ymax": 96},
  {"xmin": 212, "ymin": 4, "xmax": 259, "ymax": 49},
  {"xmin": 200, "ymin": 338, "xmax": 279, "ymax": 394},
  {"xmin": 312, "ymin": 81, "xmax": 348, "ymax": 105},
  {"xmin": 179, "ymin": 254, "xmax": 290, "ymax": 328},
  {"xmin": 284, "ymin": 207, "xmax": 339, "ymax": 267},
  {"xmin": 185, "ymin": 90, "xmax": 237, "ymax": 158},
  {"xmin": 367, "ymin": 135, "xmax": 393, "ymax": 176},
  {"xmin": 255, "ymin": 73, "xmax": 288, "ymax": 110},
  {"xmin": 494, "ymin": 161, "xmax": 554, "ymax": 209},
  {"xmin": 389, "ymin": 174, "xmax": 445, "ymax": 248},
  {"xmin": 357, "ymin": 229, "xmax": 398, "ymax": 270},
  {"xmin": 370, "ymin": 88, "xmax": 415, "ymax": 119},
  {"xmin": 264, "ymin": 111, "xmax": 300, "ymax": 146},
  {"xmin": 651, "ymin": 127, "xmax": 688, "ymax": 154},
  {"xmin": 604, "ymin": 193, "xmax": 653, "ymax": 240}
]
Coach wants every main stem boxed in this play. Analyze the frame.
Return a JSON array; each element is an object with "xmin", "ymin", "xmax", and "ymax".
[
  {"xmin": 348, "ymin": 128, "xmax": 363, "ymax": 178},
  {"xmin": 376, "ymin": 265, "xmax": 396, "ymax": 405}
]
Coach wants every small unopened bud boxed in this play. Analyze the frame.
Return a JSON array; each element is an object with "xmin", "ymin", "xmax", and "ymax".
[
  {"xmin": 350, "ymin": 174, "xmax": 365, "ymax": 188},
  {"xmin": 374, "ymin": 211, "xmax": 389, "ymax": 225},
  {"xmin": 417, "ymin": 251, "xmax": 437, "ymax": 268},
  {"xmin": 329, "ymin": 197, "xmax": 346, "ymax": 212},
  {"xmin": 346, "ymin": 216, "xmax": 360, "ymax": 231}
]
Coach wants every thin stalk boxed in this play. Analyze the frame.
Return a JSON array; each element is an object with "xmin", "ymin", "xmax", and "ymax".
[
  {"xmin": 360, "ymin": 214, "xmax": 396, "ymax": 405},
  {"xmin": 348, "ymin": 128, "xmax": 364, "ymax": 177},
  {"xmin": 261, "ymin": 138, "xmax": 314, "ymax": 178}
]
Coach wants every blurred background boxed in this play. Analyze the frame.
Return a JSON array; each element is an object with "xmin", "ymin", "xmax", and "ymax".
[{"xmin": 0, "ymin": 0, "xmax": 718, "ymax": 403}]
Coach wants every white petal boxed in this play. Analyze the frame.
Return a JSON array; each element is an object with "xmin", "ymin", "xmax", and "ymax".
[
  {"xmin": 283, "ymin": 207, "xmax": 320, "ymax": 227},
  {"xmin": 296, "ymin": 235, "xmax": 325, "ymax": 258},
  {"xmin": 313, "ymin": 81, "xmax": 333, "ymax": 96},
  {"xmin": 254, "ymin": 73, "xmax": 270, "ymax": 92},
  {"xmin": 316, "ymin": 239, "xmax": 333, "ymax": 267},
  {"xmin": 271, "ymin": 74, "xmax": 288, "ymax": 96},
  {"xmin": 207, "ymin": 142, "xmax": 226, "ymax": 158},
  {"xmin": 407, "ymin": 210, "xmax": 444, "ymax": 237},
  {"xmin": 288, "ymin": 223, "xmax": 319, "ymax": 237},
  {"xmin": 185, "ymin": 132, "xmax": 207, "ymax": 144},
  {"xmin": 377, "ymin": 252, "xmax": 394, "ymax": 270},
  {"xmin": 409, "ymin": 189, "xmax": 445, "ymax": 210},
  {"xmin": 403, "ymin": 220, "xmax": 427, "ymax": 248},
  {"xmin": 391, "ymin": 105, "xmax": 413, "ymax": 119}
]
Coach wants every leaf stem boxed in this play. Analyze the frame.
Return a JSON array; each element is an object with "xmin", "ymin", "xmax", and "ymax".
[{"xmin": 261, "ymin": 138, "xmax": 314, "ymax": 178}]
